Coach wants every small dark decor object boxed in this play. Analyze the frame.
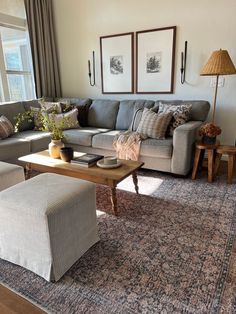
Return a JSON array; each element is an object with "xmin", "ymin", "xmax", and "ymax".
[
  {"xmin": 60, "ymin": 147, "xmax": 74, "ymax": 162},
  {"xmin": 199, "ymin": 123, "xmax": 221, "ymax": 144}
]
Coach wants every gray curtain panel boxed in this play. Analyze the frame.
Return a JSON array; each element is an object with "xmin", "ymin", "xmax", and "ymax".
[{"xmin": 24, "ymin": 0, "xmax": 62, "ymax": 98}]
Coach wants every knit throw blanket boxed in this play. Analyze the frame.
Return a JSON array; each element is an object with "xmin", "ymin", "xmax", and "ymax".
[{"xmin": 113, "ymin": 131, "xmax": 143, "ymax": 161}]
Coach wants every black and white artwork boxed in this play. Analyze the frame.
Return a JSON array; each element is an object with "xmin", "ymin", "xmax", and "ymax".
[
  {"xmin": 100, "ymin": 32, "xmax": 134, "ymax": 93},
  {"xmin": 136, "ymin": 26, "xmax": 176, "ymax": 93},
  {"xmin": 110, "ymin": 56, "xmax": 123, "ymax": 75},
  {"xmin": 146, "ymin": 52, "xmax": 161, "ymax": 73}
]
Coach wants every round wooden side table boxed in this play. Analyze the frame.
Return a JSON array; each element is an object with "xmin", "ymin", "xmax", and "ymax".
[
  {"xmin": 214, "ymin": 145, "xmax": 236, "ymax": 184},
  {"xmin": 192, "ymin": 141, "xmax": 220, "ymax": 183}
]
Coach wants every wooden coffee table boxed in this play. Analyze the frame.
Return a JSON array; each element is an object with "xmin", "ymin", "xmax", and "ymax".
[{"xmin": 19, "ymin": 150, "xmax": 144, "ymax": 215}]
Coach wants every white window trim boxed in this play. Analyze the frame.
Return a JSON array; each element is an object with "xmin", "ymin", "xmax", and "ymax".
[{"xmin": 0, "ymin": 12, "xmax": 26, "ymax": 30}]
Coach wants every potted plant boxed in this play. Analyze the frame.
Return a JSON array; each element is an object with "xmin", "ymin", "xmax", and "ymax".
[
  {"xmin": 15, "ymin": 106, "xmax": 71, "ymax": 158},
  {"xmin": 198, "ymin": 123, "xmax": 221, "ymax": 144}
]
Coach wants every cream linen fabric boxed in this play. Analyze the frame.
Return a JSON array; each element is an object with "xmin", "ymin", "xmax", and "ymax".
[
  {"xmin": 0, "ymin": 161, "xmax": 25, "ymax": 191},
  {"xmin": 0, "ymin": 173, "xmax": 99, "ymax": 281}
]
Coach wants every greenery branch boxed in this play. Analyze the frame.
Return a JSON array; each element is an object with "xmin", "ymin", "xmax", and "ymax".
[{"xmin": 15, "ymin": 106, "xmax": 72, "ymax": 141}]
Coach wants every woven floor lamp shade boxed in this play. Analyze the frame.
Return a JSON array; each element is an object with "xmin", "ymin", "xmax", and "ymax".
[
  {"xmin": 201, "ymin": 49, "xmax": 236, "ymax": 76},
  {"xmin": 200, "ymin": 49, "xmax": 236, "ymax": 125}
]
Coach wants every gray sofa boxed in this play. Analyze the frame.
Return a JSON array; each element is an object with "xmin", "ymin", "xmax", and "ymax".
[{"xmin": 0, "ymin": 98, "xmax": 210, "ymax": 175}]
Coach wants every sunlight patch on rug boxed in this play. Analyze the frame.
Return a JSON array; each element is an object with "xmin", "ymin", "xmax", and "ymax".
[{"xmin": 117, "ymin": 175, "xmax": 163, "ymax": 195}]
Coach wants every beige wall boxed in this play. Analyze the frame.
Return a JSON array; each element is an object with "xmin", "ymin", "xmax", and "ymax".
[{"xmin": 53, "ymin": 0, "xmax": 236, "ymax": 144}]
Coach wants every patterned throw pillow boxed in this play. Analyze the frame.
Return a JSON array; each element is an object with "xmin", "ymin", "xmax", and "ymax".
[
  {"xmin": 136, "ymin": 108, "xmax": 173, "ymax": 139},
  {"xmin": 39, "ymin": 101, "xmax": 62, "ymax": 113},
  {"xmin": 158, "ymin": 102, "xmax": 192, "ymax": 135},
  {"xmin": 0, "ymin": 115, "xmax": 14, "ymax": 139}
]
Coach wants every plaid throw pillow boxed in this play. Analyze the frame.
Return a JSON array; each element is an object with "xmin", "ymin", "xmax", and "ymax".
[
  {"xmin": 0, "ymin": 115, "xmax": 14, "ymax": 139},
  {"xmin": 136, "ymin": 108, "xmax": 173, "ymax": 139},
  {"xmin": 159, "ymin": 102, "xmax": 192, "ymax": 135}
]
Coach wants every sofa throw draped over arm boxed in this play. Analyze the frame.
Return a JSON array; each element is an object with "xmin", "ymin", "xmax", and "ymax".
[
  {"xmin": 113, "ymin": 131, "xmax": 143, "ymax": 161},
  {"xmin": 24, "ymin": 0, "xmax": 62, "ymax": 98}
]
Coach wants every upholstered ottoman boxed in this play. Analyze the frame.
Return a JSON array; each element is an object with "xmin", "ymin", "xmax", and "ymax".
[
  {"xmin": 0, "ymin": 173, "xmax": 99, "ymax": 281},
  {"xmin": 0, "ymin": 161, "xmax": 25, "ymax": 191}
]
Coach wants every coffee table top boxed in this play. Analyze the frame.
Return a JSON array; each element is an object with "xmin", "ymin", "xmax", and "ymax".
[{"xmin": 19, "ymin": 150, "xmax": 144, "ymax": 187}]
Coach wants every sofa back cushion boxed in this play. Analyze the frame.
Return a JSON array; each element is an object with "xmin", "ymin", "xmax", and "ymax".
[
  {"xmin": 115, "ymin": 100, "xmax": 155, "ymax": 130},
  {"xmin": 88, "ymin": 100, "xmax": 119, "ymax": 129},
  {"xmin": 0, "ymin": 101, "xmax": 27, "ymax": 131},
  {"xmin": 154, "ymin": 100, "xmax": 210, "ymax": 121}
]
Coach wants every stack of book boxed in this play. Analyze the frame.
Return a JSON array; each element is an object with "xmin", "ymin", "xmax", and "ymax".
[{"xmin": 71, "ymin": 153, "xmax": 103, "ymax": 167}]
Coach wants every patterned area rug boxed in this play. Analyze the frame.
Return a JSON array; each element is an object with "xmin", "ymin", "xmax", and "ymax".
[{"xmin": 0, "ymin": 170, "xmax": 236, "ymax": 313}]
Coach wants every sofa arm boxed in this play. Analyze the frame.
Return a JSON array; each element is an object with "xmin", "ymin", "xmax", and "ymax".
[{"xmin": 171, "ymin": 121, "xmax": 202, "ymax": 175}]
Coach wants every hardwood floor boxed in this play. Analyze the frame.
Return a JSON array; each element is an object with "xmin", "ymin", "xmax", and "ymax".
[
  {"xmin": 0, "ymin": 161, "xmax": 235, "ymax": 314},
  {"xmin": 0, "ymin": 285, "xmax": 45, "ymax": 314}
]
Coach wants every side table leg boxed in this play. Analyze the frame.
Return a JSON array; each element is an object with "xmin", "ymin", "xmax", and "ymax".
[
  {"xmin": 132, "ymin": 172, "xmax": 139, "ymax": 194},
  {"xmin": 228, "ymin": 155, "xmax": 234, "ymax": 184},
  {"xmin": 207, "ymin": 149, "xmax": 214, "ymax": 183},
  {"xmin": 214, "ymin": 153, "xmax": 222, "ymax": 176},
  {"xmin": 192, "ymin": 148, "xmax": 201, "ymax": 180},
  {"xmin": 110, "ymin": 187, "xmax": 118, "ymax": 216}
]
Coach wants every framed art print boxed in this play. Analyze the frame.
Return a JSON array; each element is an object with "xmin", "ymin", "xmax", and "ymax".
[
  {"xmin": 100, "ymin": 32, "xmax": 134, "ymax": 94},
  {"xmin": 136, "ymin": 26, "xmax": 176, "ymax": 94}
]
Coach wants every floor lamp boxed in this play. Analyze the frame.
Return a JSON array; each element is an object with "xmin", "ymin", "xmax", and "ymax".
[{"xmin": 200, "ymin": 49, "xmax": 236, "ymax": 129}]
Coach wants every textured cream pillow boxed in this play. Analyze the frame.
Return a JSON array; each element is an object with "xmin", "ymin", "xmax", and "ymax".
[
  {"xmin": 46, "ymin": 108, "xmax": 80, "ymax": 130},
  {"xmin": 136, "ymin": 108, "xmax": 172, "ymax": 139}
]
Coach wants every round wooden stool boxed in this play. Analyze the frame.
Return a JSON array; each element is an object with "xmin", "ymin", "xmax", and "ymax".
[
  {"xmin": 214, "ymin": 145, "xmax": 236, "ymax": 184},
  {"xmin": 192, "ymin": 141, "xmax": 220, "ymax": 183}
]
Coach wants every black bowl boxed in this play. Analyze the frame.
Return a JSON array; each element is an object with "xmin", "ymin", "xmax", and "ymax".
[{"xmin": 60, "ymin": 147, "xmax": 74, "ymax": 162}]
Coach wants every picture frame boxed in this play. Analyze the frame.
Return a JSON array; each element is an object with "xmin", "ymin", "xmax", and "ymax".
[
  {"xmin": 100, "ymin": 32, "xmax": 134, "ymax": 94},
  {"xmin": 136, "ymin": 26, "xmax": 176, "ymax": 94}
]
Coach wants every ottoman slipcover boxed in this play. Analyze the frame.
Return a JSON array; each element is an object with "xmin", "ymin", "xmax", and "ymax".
[
  {"xmin": 0, "ymin": 173, "xmax": 99, "ymax": 281},
  {"xmin": 0, "ymin": 161, "xmax": 25, "ymax": 191}
]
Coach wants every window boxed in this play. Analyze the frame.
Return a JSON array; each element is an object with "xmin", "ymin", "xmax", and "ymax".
[{"xmin": 0, "ymin": 10, "xmax": 35, "ymax": 102}]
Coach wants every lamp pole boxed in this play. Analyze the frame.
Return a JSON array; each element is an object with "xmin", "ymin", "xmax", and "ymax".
[{"xmin": 212, "ymin": 75, "xmax": 219, "ymax": 125}]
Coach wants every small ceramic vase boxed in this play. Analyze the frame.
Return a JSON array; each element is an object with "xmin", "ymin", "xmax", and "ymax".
[{"xmin": 48, "ymin": 139, "xmax": 64, "ymax": 158}]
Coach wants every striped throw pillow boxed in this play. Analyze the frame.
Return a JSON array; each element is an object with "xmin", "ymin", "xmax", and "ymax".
[
  {"xmin": 136, "ymin": 108, "xmax": 172, "ymax": 139},
  {"xmin": 0, "ymin": 116, "xmax": 14, "ymax": 139}
]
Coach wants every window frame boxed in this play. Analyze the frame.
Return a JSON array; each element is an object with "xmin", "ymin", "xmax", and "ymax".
[{"xmin": 0, "ymin": 12, "xmax": 35, "ymax": 102}]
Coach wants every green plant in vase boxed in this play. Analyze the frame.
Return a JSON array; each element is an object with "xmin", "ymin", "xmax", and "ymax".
[{"xmin": 15, "ymin": 105, "xmax": 72, "ymax": 158}]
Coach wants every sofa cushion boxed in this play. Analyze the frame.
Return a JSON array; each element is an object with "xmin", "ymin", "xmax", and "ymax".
[
  {"xmin": 0, "ymin": 102, "xmax": 27, "ymax": 130},
  {"xmin": 140, "ymin": 138, "xmax": 173, "ymax": 158},
  {"xmin": 63, "ymin": 128, "xmax": 110, "ymax": 147},
  {"xmin": 88, "ymin": 100, "xmax": 119, "ymax": 129},
  {"xmin": 115, "ymin": 100, "xmax": 155, "ymax": 130},
  {"xmin": 0, "ymin": 137, "xmax": 31, "ymax": 161},
  {"xmin": 56, "ymin": 98, "xmax": 92, "ymax": 127},
  {"xmin": 13, "ymin": 131, "xmax": 51, "ymax": 152},
  {"xmin": 92, "ymin": 130, "xmax": 123, "ymax": 150}
]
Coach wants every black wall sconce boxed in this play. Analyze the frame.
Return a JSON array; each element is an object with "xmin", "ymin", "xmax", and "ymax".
[
  {"xmin": 88, "ymin": 51, "xmax": 95, "ymax": 86},
  {"xmin": 180, "ymin": 41, "xmax": 188, "ymax": 84}
]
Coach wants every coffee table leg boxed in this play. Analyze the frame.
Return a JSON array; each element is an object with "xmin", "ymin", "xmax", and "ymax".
[
  {"xmin": 25, "ymin": 163, "xmax": 32, "ymax": 179},
  {"xmin": 132, "ymin": 172, "xmax": 139, "ymax": 194},
  {"xmin": 110, "ymin": 187, "xmax": 118, "ymax": 216}
]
